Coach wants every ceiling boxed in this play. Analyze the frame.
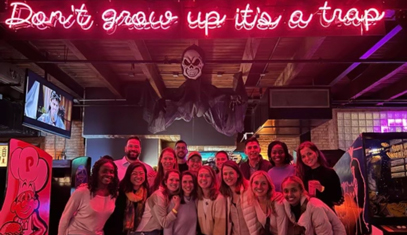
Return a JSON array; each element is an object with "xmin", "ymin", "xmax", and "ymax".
[{"xmin": 1, "ymin": 0, "xmax": 407, "ymax": 137}]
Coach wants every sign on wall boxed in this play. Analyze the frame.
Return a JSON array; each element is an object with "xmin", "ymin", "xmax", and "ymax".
[
  {"xmin": 0, "ymin": 145, "xmax": 8, "ymax": 167},
  {"xmin": 0, "ymin": 0, "xmax": 387, "ymax": 39},
  {"xmin": 0, "ymin": 139, "xmax": 52, "ymax": 235}
]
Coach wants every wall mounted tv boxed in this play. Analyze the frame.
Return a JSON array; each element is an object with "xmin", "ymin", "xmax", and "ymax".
[{"xmin": 23, "ymin": 70, "xmax": 73, "ymax": 138}]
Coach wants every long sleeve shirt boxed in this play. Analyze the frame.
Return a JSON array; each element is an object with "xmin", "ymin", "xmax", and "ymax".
[
  {"xmin": 303, "ymin": 166, "xmax": 342, "ymax": 210},
  {"xmin": 197, "ymin": 194, "xmax": 227, "ymax": 235},
  {"xmin": 163, "ymin": 197, "xmax": 197, "ymax": 235},
  {"xmin": 136, "ymin": 188, "xmax": 177, "ymax": 232},
  {"xmin": 58, "ymin": 187, "xmax": 116, "ymax": 235}
]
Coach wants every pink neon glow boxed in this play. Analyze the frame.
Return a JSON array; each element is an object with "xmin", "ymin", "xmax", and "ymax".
[
  {"xmin": 318, "ymin": 1, "xmax": 385, "ymax": 31},
  {"xmin": 5, "ymin": 2, "xmax": 93, "ymax": 30},
  {"xmin": 288, "ymin": 10, "xmax": 313, "ymax": 29},
  {"xmin": 187, "ymin": 11, "xmax": 226, "ymax": 36},
  {"xmin": 101, "ymin": 9, "xmax": 178, "ymax": 34},
  {"xmin": 4, "ymin": 1, "xmax": 385, "ymax": 34},
  {"xmin": 235, "ymin": 4, "xmax": 281, "ymax": 30}
]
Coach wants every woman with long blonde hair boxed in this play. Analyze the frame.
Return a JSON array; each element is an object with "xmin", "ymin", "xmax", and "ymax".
[{"xmin": 249, "ymin": 171, "xmax": 287, "ymax": 235}]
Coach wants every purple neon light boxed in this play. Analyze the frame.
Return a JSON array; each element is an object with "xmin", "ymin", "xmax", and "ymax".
[
  {"xmin": 330, "ymin": 25, "xmax": 402, "ymax": 86},
  {"xmin": 378, "ymin": 111, "xmax": 407, "ymax": 133}
]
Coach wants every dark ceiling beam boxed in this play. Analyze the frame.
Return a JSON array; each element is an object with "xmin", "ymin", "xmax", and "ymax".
[
  {"xmin": 240, "ymin": 38, "xmax": 261, "ymax": 84},
  {"xmin": 376, "ymin": 76, "xmax": 407, "ymax": 101},
  {"xmin": 5, "ymin": 40, "xmax": 84, "ymax": 98},
  {"xmin": 63, "ymin": 40, "xmax": 122, "ymax": 97},
  {"xmin": 335, "ymin": 63, "xmax": 407, "ymax": 100},
  {"xmin": 329, "ymin": 25, "xmax": 402, "ymax": 86},
  {"xmin": 245, "ymin": 38, "xmax": 280, "ymax": 87},
  {"xmin": 274, "ymin": 37, "xmax": 325, "ymax": 86},
  {"xmin": 127, "ymin": 40, "xmax": 165, "ymax": 98}
]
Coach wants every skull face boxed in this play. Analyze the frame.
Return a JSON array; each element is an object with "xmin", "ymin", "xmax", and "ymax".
[{"xmin": 181, "ymin": 49, "xmax": 204, "ymax": 80}]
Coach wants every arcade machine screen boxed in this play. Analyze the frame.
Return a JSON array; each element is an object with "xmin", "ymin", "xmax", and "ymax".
[{"xmin": 364, "ymin": 137, "xmax": 407, "ymax": 231}]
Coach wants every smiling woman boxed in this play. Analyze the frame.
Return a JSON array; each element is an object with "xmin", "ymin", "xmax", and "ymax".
[
  {"xmin": 164, "ymin": 171, "xmax": 198, "ymax": 235},
  {"xmin": 220, "ymin": 161, "xmax": 260, "ymax": 235},
  {"xmin": 152, "ymin": 148, "xmax": 178, "ymax": 192},
  {"xmin": 133, "ymin": 170, "xmax": 181, "ymax": 235},
  {"xmin": 58, "ymin": 156, "xmax": 119, "ymax": 235},
  {"xmin": 104, "ymin": 162, "xmax": 150, "ymax": 235},
  {"xmin": 266, "ymin": 141, "xmax": 295, "ymax": 192},
  {"xmin": 249, "ymin": 171, "xmax": 288, "ymax": 235},
  {"xmin": 296, "ymin": 141, "xmax": 343, "ymax": 211}
]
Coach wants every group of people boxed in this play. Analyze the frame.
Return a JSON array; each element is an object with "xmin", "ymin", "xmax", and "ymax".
[{"xmin": 58, "ymin": 136, "xmax": 346, "ymax": 235}]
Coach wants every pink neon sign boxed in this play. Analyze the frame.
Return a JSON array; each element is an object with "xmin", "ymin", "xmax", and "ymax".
[
  {"xmin": 6, "ymin": 2, "xmax": 93, "ymax": 30},
  {"xmin": 318, "ymin": 2, "xmax": 385, "ymax": 31},
  {"xmin": 235, "ymin": 4, "xmax": 282, "ymax": 30},
  {"xmin": 187, "ymin": 11, "xmax": 226, "ymax": 36},
  {"xmin": 102, "ymin": 9, "xmax": 178, "ymax": 34},
  {"xmin": 4, "ymin": 1, "xmax": 385, "ymax": 36}
]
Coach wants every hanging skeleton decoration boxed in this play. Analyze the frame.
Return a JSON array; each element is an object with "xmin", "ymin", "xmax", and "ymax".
[{"xmin": 143, "ymin": 45, "xmax": 248, "ymax": 136}]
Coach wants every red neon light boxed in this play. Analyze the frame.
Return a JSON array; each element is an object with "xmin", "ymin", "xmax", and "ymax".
[
  {"xmin": 4, "ymin": 1, "xmax": 385, "ymax": 34},
  {"xmin": 288, "ymin": 10, "xmax": 313, "ymax": 29},
  {"xmin": 187, "ymin": 11, "xmax": 226, "ymax": 36},
  {"xmin": 5, "ymin": 2, "xmax": 93, "ymax": 30},
  {"xmin": 318, "ymin": 1, "xmax": 385, "ymax": 31},
  {"xmin": 235, "ymin": 4, "xmax": 281, "ymax": 30},
  {"xmin": 101, "ymin": 9, "xmax": 178, "ymax": 34}
]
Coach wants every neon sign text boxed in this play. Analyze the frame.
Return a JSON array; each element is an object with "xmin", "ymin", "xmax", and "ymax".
[
  {"xmin": 187, "ymin": 11, "xmax": 226, "ymax": 36},
  {"xmin": 4, "ymin": 1, "xmax": 385, "ymax": 35},
  {"xmin": 5, "ymin": 2, "xmax": 93, "ymax": 30},
  {"xmin": 318, "ymin": 1, "xmax": 385, "ymax": 31},
  {"xmin": 289, "ymin": 10, "xmax": 313, "ymax": 29},
  {"xmin": 235, "ymin": 4, "xmax": 282, "ymax": 30},
  {"xmin": 102, "ymin": 9, "xmax": 178, "ymax": 34}
]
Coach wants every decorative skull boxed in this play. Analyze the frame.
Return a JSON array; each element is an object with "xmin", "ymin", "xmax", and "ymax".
[{"xmin": 181, "ymin": 45, "xmax": 204, "ymax": 80}]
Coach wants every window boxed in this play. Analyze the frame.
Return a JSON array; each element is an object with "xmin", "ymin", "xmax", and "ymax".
[{"xmin": 337, "ymin": 111, "xmax": 407, "ymax": 150}]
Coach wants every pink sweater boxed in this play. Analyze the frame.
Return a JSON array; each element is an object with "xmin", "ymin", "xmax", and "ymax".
[{"xmin": 58, "ymin": 187, "xmax": 115, "ymax": 235}]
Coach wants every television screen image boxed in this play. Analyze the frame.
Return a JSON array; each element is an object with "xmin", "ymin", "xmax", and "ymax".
[{"xmin": 23, "ymin": 70, "xmax": 73, "ymax": 138}]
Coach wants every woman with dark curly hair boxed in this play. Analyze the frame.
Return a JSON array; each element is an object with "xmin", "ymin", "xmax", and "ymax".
[
  {"xmin": 58, "ymin": 156, "xmax": 119, "ymax": 235},
  {"xmin": 105, "ymin": 162, "xmax": 150, "ymax": 235},
  {"xmin": 267, "ymin": 141, "xmax": 295, "ymax": 192}
]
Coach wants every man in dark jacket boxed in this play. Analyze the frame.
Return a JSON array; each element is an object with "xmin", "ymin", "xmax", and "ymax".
[{"xmin": 240, "ymin": 137, "xmax": 272, "ymax": 180}]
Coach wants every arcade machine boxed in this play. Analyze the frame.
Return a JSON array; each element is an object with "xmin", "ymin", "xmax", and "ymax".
[
  {"xmin": 334, "ymin": 133, "xmax": 407, "ymax": 235},
  {"xmin": 49, "ymin": 156, "xmax": 91, "ymax": 235},
  {"xmin": 0, "ymin": 139, "xmax": 52, "ymax": 235}
]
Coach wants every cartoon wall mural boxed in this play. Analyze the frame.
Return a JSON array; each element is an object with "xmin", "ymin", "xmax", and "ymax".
[
  {"xmin": 0, "ymin": 139, "xmax": 52, "ymax": 235},
  {"xmin": 334, "ymin": 133, "xmax": 407, "ymax": 234},
  {"xmin": 334, "ymin": 135, "xmax": 369, "ymax": 235}
]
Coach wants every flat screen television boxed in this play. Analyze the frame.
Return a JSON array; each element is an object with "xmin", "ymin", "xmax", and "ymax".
[{"xmin": 23, "ymin": 70, "xmax": 73, "ymax": 138}]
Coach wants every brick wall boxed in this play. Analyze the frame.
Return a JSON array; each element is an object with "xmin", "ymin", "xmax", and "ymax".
[
  {"xmin": 310, "ymin": 111, "xmax": 339, "ymax": 150},
  {"xmin": 257, "ymin": 135, "xmax": 300, "ymax": 159},
  {"xmin": 0, "ymin": 121, "xmax": 84, "ymax": 159},
  {"xmin": 43, "ymin": 120, "xmax": 85, "ymax": 159}
]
